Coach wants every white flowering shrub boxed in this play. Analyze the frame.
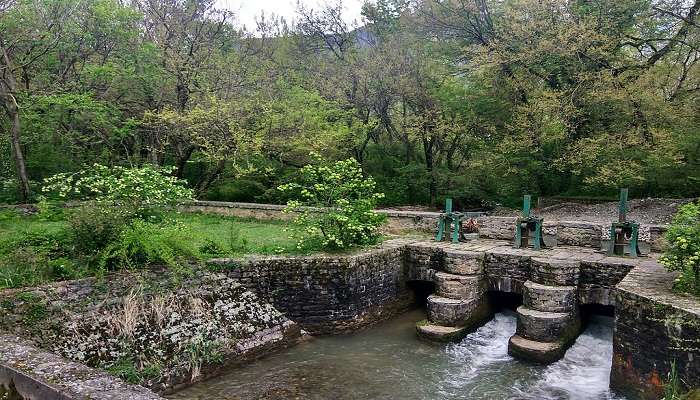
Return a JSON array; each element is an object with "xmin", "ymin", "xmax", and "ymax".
[
  {"xmin": 42, "ymin": 164, "xmax": 193, "ymax": 212},
  {"xmin": 278, "ymin": 155, "xmax": 386, "ymax": 250},
  {"xmin": 660, "ymin": 200, "xmax": 700, "ymax": 296}
]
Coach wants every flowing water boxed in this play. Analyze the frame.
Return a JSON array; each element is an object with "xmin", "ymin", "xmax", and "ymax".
[{"xmin": 168, "ymin": 309, "xmax": 626, "ymax": 400}]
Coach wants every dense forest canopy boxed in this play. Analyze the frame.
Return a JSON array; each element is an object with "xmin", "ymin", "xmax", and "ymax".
[{"xmin": 1, "ymin": 0, "xmax": 699, "ymax": 208}]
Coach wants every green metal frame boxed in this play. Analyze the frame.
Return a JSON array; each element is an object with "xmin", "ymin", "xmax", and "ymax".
[
  {"xmin": 606, "ymin": 188, "xmax": 642, "ymax": 257},
  {"xmin": 514, "ymin": 194, "xmax": 545, "ymax": 250},
  {"xmin": 435, "ymin": 198, "xmax": 465, "ymax": 243}
]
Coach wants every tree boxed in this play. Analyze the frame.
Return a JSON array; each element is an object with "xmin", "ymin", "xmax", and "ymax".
[
  {"xmin": 134, "ymin": 0, "xmax": 233, "ymax": 177},
  {"xmin": 0, "ymin": 0, "xmax": 76, "ymax": 201}
]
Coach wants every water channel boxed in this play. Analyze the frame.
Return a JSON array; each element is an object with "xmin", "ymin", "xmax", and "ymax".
[{"xmin": 169, "ymin": 308, "xmax": 626, "ymax": 400}]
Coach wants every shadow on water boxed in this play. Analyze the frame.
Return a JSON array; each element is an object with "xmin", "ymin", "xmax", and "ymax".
[{"xmin": 168, "ymin": 308, "xmax": 626, "ymax": 400}]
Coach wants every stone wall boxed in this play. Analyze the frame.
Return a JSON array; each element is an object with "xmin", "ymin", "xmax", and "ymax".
[
  {"xmin": 611, "ymin": 262, "xmax": 700, "ymax": 399},
  {"xmin": 0, "ymin": 334, "xmax": 164, "ymax": 400},
  {"xmin": 1, "ymin": 236, "xmax": 693, "ymax": 399},
  {"xmin": 182, "ymin": 201, "xmax": 444, "ymax": 233},
  {"xmin": 208, "ymin": 241, "xmax": 415, "ymax": 335},
  {"xmin": 0, "ymin": 270, "xmax": 303, "ymax": 394}
]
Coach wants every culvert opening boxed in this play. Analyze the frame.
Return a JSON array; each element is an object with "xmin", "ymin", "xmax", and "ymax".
[
  {"xmin": 580, "ymin": 303, "xmax": 615, "ymax": 325},
  {"xmin": 406, "ymin": 280, "xmax": 435, "ymax": 307},
  {"xmin": 487, "ymin": 291, "xmax": 523, "ymax": 312}
]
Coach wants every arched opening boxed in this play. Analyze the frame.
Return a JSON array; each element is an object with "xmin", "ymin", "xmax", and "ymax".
[
  {"xmin": 579, "ymin": 303, "xmax": 615, "ymax": 326},
  {"xmin": 406, "ymin": 280, "xmax": 435, "ymax": 308},
  {"xmin": 487, "ymin": 290, "xmax": 523, "ymax": 312}
]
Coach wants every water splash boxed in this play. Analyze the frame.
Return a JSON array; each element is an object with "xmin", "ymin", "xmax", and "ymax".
[{"xmin": 511, "ymin": 315, "xmax": 625, "ymax": 400}]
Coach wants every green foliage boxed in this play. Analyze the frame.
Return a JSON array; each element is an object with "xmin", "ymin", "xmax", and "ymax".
[
  {"xmin": 1, "ymin": 0, "xmax": 699, "ymax": 210},
  {"xmin": 98, "ymin": 219, "xmax": 199, "ymax": 271},
  {"xmin": 106, "ymin": 358, "xmax": 161, "ymax": 385},
  {"xmin": 42, "ymin": 164, "xmax": 194, "ymax": 213},
  {"xmin": 663, "ymin": 360, "xmax": 681, "ymax": 400},
  {"xmin": 203, "ymin": 179, "xmax": 267, "ymax": 202},
  {"xmin": 660, "ymin": 201, "xmax": 700, "ymax": 296},
  {"xmin": 279, "ymin": 155, "xmax": 386, "ymax": 250},
  {"xmin": 67, "ymin": 206, "xmax": 133, "ymax": 255},
  {"xmin": 0, "ymin": 209, "xmax": 308, "ymax": 289}
]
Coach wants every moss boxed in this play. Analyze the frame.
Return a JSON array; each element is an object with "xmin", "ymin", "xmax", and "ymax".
[
  {"xmin": 22, "ymin": 303, "xmax": 47, "ymax": 325},
  {"xmin": 0, "ymin": 299, "xmax": 14, "ymax": 311}
]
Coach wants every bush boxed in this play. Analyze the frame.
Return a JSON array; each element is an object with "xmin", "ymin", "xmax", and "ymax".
[
  {"xmin": 660, "ymin": 200, "xmax": 700, "ymax": 296},
  {"xmin": 42, "ymin": 164, "xmax": 194, "ymax": 214},
  {"xmin": 68, "ymin": 206, "xmax": 134, "ymax": 255},
  {"xmin": 278, "ymin": 155, "xmax": 386, "ymax": 250},
  {"xmin": 0, "ymin": 228, "xmax": 74, "ymax": 288},
  {"xmin": 203, "ymin": 179, "xmax": 267, "ymax": 202}
]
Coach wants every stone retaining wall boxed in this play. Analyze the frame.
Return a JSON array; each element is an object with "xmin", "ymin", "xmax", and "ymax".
[
  {"xmin": 208, "ymin": 241, "xmax": 415, "ymax": 335},
  {"xmin": 0, "ymin": 270, "xmax": 303, "ymax": 394},
  {"xmin": 611, "ymin": 262, "xmax": 700, "ymax": 399},
  {"xmin": 1, "ymin": 237, "xmax": 694, "ymax": 399},
  {"xmin": 182, "ymin": 201, "xmax": 445, "ymax": 233},
  {"xmin": 1, "ymin": 334, "xmax": 164, "ymax": 400}
]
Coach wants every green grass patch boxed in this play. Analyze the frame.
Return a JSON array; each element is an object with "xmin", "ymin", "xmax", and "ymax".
[{"xmin": 0, "ymin": 208, "xmax": 322, "ymax": 290}]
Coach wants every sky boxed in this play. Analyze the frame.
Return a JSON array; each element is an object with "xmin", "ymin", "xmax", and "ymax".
[{"xmin": 216, "ymin": 0, "xmax": 366, "ymax": 31}]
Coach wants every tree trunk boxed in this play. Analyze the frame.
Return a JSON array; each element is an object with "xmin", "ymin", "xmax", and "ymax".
[
  {"xmin": 196, "ymin": 158, "xmax": 226, "ymax": 195},
  {"xmin": 0, "ymin": 42, "xmax": 31, "ymax": 202},
  {"xmin": 3, "ymin": 99, "xmax": 31, "ymax": 202},
  {"xmin": 422, "ymin": 132, "xmax": 437, "ymax": 206},
  {"xmin": 173, "ymin": 142, "xmax": 194, "ymax": 179}
]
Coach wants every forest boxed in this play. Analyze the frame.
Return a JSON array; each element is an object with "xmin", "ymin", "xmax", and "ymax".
[{"xmin": 2, "ymin": 0, "xmax": 700, "ymax": 208}]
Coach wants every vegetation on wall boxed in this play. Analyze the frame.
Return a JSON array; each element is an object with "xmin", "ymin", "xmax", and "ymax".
[{"xmin": 661, "ymin": 200, "xmax": 700, "ymax": 296}]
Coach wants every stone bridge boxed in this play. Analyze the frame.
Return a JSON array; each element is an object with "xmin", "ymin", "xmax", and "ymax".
[{"xmin": 405, "ymin": 240, "xmax": 660, "ymax": 363}]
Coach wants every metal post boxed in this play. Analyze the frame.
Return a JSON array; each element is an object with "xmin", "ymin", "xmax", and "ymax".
[
  {"xmin": 618, "ymin": 188, "xmax": 628, "ymax": 223},
  {"xmin": 522, "ymin": 195, "xmax": 531, "ymax": 219},
  {"xmin": 445, "ymin": 198, "xmax": 453, "ymax": 214}
]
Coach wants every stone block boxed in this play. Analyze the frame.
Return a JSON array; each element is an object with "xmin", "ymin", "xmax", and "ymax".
[
  {"xmin": 427, "ymin": 295, "xmax": 481, "ymax": 326},
  {"xmin": 443, "ymin": 250, "xmax": 485, "ymax": 275},
  {"xmin": 530, "ymin": 258, "xmax": 580, "ymax": 286},
  {"xmin": 435, "ymin": 272, "xmax": 485, "ymax": 300},
  {"xmin": 508, "ymin": 334, "xmax": 566, "ymax": 364},
  {"xmin": 416, "ymin": 323, "xmax": 470, "ymax": 343},
  {"xmin": 515, "ymin": 306, "xmax": 581, "ymax": 343},
  {"xmin": 523, "ymin": 281, "xmax": 577, "ymax": 313}
]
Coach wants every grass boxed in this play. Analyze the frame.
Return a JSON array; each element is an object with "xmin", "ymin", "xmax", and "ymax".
[
  {"xmin": 168, "ymin": 211, "xmax": 303, "ymax": 257},
  {"xmin": 0, "ymin": 208, "xmax": 316, "ymax": 290}
]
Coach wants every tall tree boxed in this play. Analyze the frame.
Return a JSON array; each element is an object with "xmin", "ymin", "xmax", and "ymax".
[{"xmin": 0, "ymin": 0, "xmax": 76, "ymax": 201}]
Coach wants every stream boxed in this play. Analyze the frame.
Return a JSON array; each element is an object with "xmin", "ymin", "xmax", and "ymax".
[{"xmin": 168, "ymin": 309, "xmax": 626, "ymax": 400}]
